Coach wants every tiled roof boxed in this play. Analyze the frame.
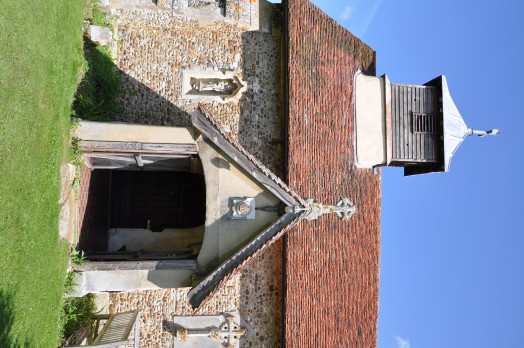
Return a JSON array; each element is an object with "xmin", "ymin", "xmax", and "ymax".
[{"xmin": 285, "ymin": 0, "xmax": 381, "ymax": 347}]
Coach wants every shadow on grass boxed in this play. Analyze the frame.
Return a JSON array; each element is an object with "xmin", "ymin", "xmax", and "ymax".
[
  {"xmin": 0, "ymin": 290, "xmax": 30, "ymax": 348},
  {"xmin": 72, "ymin": 38, "xmax": 121, "ymax": 121}
]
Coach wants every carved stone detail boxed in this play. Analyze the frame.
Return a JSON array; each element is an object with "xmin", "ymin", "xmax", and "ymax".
[
  {"xmin": 286, "ymin": 198, "xmax": 356, "ymax": 221},
  {"xmin": 229, "ymin": 197, "xmax": 255, "ymax": 220},
  {"xmin": 173, "ymin": 312, "xmax": 246, "ymax": 347},
  {"xmin": 182, "ymin": 70, "xmax": 247, "ymax": 103}
]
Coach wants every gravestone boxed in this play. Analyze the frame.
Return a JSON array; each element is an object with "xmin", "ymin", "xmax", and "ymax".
[{"xmin": 88, "ymin": 25, "xmax": 112, "ymax": 46}]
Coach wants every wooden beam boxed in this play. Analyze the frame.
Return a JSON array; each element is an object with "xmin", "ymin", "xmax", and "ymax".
[
  {"xmin": 85, "ymin": 153, "xmax": 190, "ymax": 158},
  {"xmin": 81, "ymin": 140, "xmax": 198, "ymax": 154},
  {"xmin": 82, "ymin": 140, "xmax": 141, "ymax": 152},
  {"xmin": 141, "ymin": 143, "xmax": 197, "ymax": 154},
  {"xmin": 134, "ymin": 154, "xmax": 143, "ymax": 167},
  {"xmin": 76, "ymin": 259, "xmax": 197, "ymax": 271}
]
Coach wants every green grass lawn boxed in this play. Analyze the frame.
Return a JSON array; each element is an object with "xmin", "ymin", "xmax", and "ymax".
[{"xmin": 0, "ymin": 0, "xmax": 84, "ymax": 346}]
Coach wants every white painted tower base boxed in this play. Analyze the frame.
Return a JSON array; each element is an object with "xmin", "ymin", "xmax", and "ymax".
[{"xmin": 354, "ymin": 73, "xmax": 388, "ymax": 168}]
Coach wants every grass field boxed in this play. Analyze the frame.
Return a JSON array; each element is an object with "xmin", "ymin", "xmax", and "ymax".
[{"xmin": 0, "ymin": 0, "xmax": 84, "ymax": 346}]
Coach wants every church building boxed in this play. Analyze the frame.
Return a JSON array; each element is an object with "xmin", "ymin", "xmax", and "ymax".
[{"xmin": 72, "ymin": 0, "xmax": 390, "ymax": 346}]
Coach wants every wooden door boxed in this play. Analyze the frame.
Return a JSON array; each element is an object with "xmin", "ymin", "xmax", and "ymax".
[{"xmin": 110, "ymin": 171, "xmax": 205, "ymax": 231}]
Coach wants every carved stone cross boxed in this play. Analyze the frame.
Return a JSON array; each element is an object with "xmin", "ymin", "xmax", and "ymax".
[
  {"xmin": 285, "ymin": 198, "xmax": 356, "ymax": 221},
  {"xmin": 303, "ymin": 197, "xmax": 356, "ymax": 221},
  {"xmin": 173, "ymin": 312, "xmax": 246, "ymax": 348},
  {"xmin": 176, "ymin": 316, "xmax": 245, "ymax": 347}
]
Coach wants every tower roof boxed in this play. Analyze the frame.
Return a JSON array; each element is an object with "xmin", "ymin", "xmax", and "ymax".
[
  {"xmin": 405, "ymin": 75, "xmax": 470, "ymax": 175},
  {"xmin": 436, "ymin": 75, "xmax": 468, "ymax": 172}
]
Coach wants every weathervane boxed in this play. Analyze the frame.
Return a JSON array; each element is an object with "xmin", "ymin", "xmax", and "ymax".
[
  {"xmin": 286, "ymin": 198, "xmax": 356, "ymax": 221},
  {"xmin": 467, "ymin": 128, "xmax": 500, "ymax": 137}
]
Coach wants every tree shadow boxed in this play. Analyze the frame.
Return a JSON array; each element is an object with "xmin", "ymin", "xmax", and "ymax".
[
  {"xmin": 73, "ymin": 38, "xmax": 122, "ymax": 121},
  {"xmin": 115, "ymin": 69, "xmax": 193, "ymax": 126},
  {"xmin": 0, "ymin": 289, "xmax": 31, "ymax": 348}
]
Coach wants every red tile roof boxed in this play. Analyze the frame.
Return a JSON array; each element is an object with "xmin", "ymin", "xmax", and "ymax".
[{"xmin": 285, "ymin": 0, "xmax": 381, "ymax": 347}]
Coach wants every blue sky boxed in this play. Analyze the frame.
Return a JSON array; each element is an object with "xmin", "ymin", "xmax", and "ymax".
[{"xmin": 306, "ymin": 1, "xmax": 524, "ymax": 347}]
